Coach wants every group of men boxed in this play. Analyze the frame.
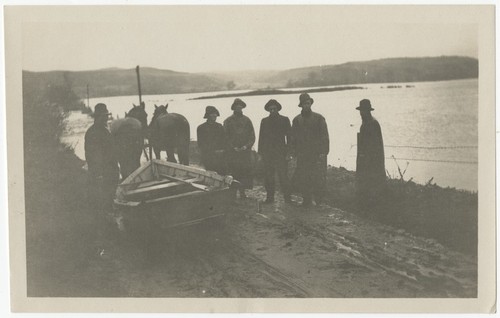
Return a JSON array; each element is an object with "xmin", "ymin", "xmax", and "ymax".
[
  {"xmin": 85, "ymin": 93, "xmax": 386, "ymax": 212},
  {"xmin": 195, "ymin": 93, "xmax": 385, "ymax": 207},
  {"xmin": 194, "ymin": 93, "xmax": 328, "ymax": 206}
]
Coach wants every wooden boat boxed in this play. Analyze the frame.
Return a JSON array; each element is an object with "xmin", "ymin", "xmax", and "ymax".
[{"xmin": 114, "ymin": 159, "xmax": 236, "ymax": 230}]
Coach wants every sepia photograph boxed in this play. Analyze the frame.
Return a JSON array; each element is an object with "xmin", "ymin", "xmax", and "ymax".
[{"xmin": 4, "ymin": 3, "xmax": 496, "ymax": 314}]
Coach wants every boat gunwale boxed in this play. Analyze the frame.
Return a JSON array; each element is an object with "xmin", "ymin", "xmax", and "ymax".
[
  {"xmin": 114, "ymin": 186, "xmax": 233, "ymax": 207},
  {"xmin": 115, "ymin": 160, "xmax": 235, "ymax": 205}
]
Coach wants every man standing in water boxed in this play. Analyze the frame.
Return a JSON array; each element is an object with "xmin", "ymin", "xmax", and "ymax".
[
  {"xmin": 290, "ymin": 93, "xmax": 330, "ymax": 207},
  {"xmin": 84, "ymin": 103, "xmax": 119, "ymax": 255},
  {"xmin": 224, "ymin": 98, "xmax": 255, "ymax": 199},
  {"xmin": 258, "ymin": 99, "xmax": 291, "ymax": 204},
  {"xmin": 355, "ymin": 99, "xmax": 386, "ymax": 211},
  {"xmin": 197, "ymin": 105, "xmax": 226, "ymax": 175}
]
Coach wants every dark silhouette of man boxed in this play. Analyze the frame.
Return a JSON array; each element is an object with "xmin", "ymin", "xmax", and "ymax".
[
  {"xmin": 224, "ymin": 98, "xmax": 255, "ymax": 199},
  {"xmin": 258, "ymin": 99, "xmax": 291, "ymax": 204},
  {"xmin": 84, "ymin": 103, "xmax": 119, "ymax": 256},
  {"xmin": 197, "ymin": 106, "xmax": 227, "ymax": 175},
  {"xmin": 290, "ymin": 93, "xmax": 329, "ymax": 207},
  {"xmin": 355, "ymin": 99, "xmax": 386, "ymax": 210}
]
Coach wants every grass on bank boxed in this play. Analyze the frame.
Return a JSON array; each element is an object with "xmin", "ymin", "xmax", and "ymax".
[
  {"xmin": 324, "ymin": 166, "xmax": 477, "ymax": 256},
  {"xmin": 194, "ymin": 141, "xmax": 477, "ymax": 256}
]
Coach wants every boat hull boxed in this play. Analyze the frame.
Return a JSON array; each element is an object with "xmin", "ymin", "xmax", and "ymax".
[
  {"xmin": 114, "ymin": 160, "xmax": 236, "ymax": 231},
  {"xmin": 117, "ymin": 186, "xmax": 234, "ymax": 230}
]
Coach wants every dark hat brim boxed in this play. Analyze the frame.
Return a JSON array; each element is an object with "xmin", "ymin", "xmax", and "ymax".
[
  {"xmin": 92, "ymin": 111, "xmax": 110, "ymax": 118},
  {"xmin": 298, "ymin": 98, "xmax": 314, "ymax": 107},
  {"xmin": 265, "ymin": 101, "xmax": 282, "ymax": 111},
  {"xmin": 204, "ymin": 112, "xmax": 220, "ymax": 118},
  {"xmin": 265, "ymin": 104, "xmax": 282, "ymax": 111},
  {"xmin": 231, "ymin": 104, "xmax": 246, "ymax": 110},
  {"xmin": 356, "ymin": 106, "xmax": 374, "ymax": 111}
]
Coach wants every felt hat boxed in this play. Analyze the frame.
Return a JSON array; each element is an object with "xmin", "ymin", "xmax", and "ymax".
[
  {"xmin": 204, "ymin": 105, "xmax": 220, "ymax": 118},
  {"xmin": 356, "ymin": 99, "xmax": 374, "ymax": 111},
  {"xmin": 94, "ymin": 103, "xmax": 110, "ymax": 117},
  {"xmin": 298, "ymin": 93, "xmax": 314, "ymax": 107},
  {"xmin": 264, "ymin": 99, "xmax": 282, "ymax": 112},
  {"xmin": 231, "ymin": 98, "xmax": 246, "ymax": 110}
]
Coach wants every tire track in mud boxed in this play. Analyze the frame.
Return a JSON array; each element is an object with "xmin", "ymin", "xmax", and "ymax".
[
  {"xmin": 109, "ymin": 191, "xmax": 475, "ymax": 298},
  {"xmin": 180, "ymin": 222, "xmax": 315, "ymax": 297},
  {"xmin": 216, "ymin": 238, "xmax": 314, "ymax": 297},
  {"xmin": 232, "ymin": 193, "xmax": 476, "ymax": 297},
  {"xmin": 117, "ymin": 220, "xmax": 315, "ymax": 297},
  {"xmin": 285, "ymin": 219, "xmax": 428, "ymax": 292},
  {"xmin": 284, "ymin": 215, "xmax": 475, "ymax": 297}
]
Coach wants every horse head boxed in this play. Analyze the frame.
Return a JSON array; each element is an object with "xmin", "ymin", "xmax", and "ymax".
[
  {"xmin": 150, "ymin": 104, "xmax": 168, "ymax": 126},
  {"xmin": 126, "ymin": 102, "xmax": 148, "ymax": 129}
]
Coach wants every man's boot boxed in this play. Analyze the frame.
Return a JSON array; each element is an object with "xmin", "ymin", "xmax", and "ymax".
[
  {"xmin": 239, "ymin": 189, "xmax": 247, "ymax": 199},
  {"xmin": 264, "ymin": 193, "xmax": 274, "ymax": 204}
]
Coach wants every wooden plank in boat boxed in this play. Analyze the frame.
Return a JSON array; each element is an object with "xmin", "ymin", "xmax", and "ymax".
[
  {"xmin": 152, "ymin": 159, "xmax": 226, "ymax": 181},
  {"xmin": 159, "ymin": 174, "xmax": 209, "ymax": 191},
  {"xmin": 145, "ymin": 189, "xmax": 205, "ymax": 204},
  {"xmin": 124, "ymin": 177, "xmax": 206, "ymax": 201},
  {"xmin": 135, "ymin": 178, "xmax": 174, "ymax": 189},
  {"xmin": 118, "ymin": 178, "xmax": 173, "ymax": 190},
  {"xmin": 124, "ymin": 182, "xmax": 190, "ymax": 202}
]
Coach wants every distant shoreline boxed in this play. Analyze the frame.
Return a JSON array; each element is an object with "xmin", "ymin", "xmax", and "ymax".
[{"xmin": 189, "ymin": 86, "xmax": 365, "ymax": 100}]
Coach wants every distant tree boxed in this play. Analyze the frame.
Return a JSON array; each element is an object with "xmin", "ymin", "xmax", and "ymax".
[
  {"xmin": 226, "ymin": 80, "xmax": 236, "ymax": 90},
  {"xmin": 46, "ymin": 72, "xmax": 83, "ymax": 111},
  {"xmin": 307, "ymin": 71, "xmax": 318, "ymax": 86},
  {"xmin": 46, "ymin": 84, "xmax": 81, "ymax": 111}
]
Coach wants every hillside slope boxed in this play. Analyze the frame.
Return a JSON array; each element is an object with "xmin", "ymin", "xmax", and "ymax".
[{"xmin": 23, "ymin": 56, "xmax": 478, "ymax": 98}]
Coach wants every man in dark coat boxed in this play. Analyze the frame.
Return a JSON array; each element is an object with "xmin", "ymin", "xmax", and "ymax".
[
  {"xmin": 85, "ymin": 103, "xmax": 119, "ymax": 207},
  {"xmin": 197, "ymin": 106, "xmax": 226, "ymax": 175},
  {"xmin": 224, "ymin": 98, "xmax": 255, "ymax": 199},
  {"xmin": 290, "ymin": 93, "xmax": 329, "ymax": 207},
  {"xmin": 355, "ymin": 99, "xmax": 386, "ymax": 209},
  {"xmin": 258, "ymin": 99, "xmax": 291, "ymax": 204},
  {"xmin": 84, "ymin": 103, "xmax": 119, "ymax": 255}
]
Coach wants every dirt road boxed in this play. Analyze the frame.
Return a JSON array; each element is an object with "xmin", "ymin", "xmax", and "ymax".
[{"xmin": 28, "ymin": 181, "xmax": 476, "ymax": 298}]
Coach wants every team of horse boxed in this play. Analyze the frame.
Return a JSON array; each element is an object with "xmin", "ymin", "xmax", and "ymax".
[{"xmin": 109, "ymin": 103, "xmax": 190, "ymax": 180}]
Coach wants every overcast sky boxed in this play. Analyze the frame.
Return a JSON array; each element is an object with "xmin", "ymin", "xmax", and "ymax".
[{"xmin": 21, "ymin": 6, "xmax": 478, "ymax": 73}]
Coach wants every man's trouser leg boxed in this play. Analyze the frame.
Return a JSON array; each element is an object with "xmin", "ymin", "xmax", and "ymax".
[
  {"xmin": 276, "ymin": 156, "xmax": 291, "ymax": 202},
  {"xmin": 263, "ymin": 157, "xmax": 276, "ymax": 201},
  {"xmin": 296, "ymin": 156, "xmax": 313, "ymax": 206}
]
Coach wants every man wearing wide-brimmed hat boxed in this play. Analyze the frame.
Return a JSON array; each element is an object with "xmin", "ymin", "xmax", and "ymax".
[
  {"xmin": 84, "ymin": 103, "xmax": 119, "ymax": 254},
  {"xmin": 258, "ymin": 99, "xmax": 292, "ymax": 204},
  {"xmin": 197, "ymin": 106, "xmax": 227, "ymax": 175},
  {"xmin": 85, "ymin": 103, "xmax": 119, "ymax": 189},
  {"xmin": 223, "ymin": 98, "xmax": 255, "ymax": 199},
  {"xmin": 355, "ymin": 99, "xmax": 385, "ymax": 209},
  {"xmin": 290, "ymin": 93, "xmax": 330, "ymax": 207}
]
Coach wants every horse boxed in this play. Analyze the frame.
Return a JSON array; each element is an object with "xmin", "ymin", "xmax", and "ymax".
[
  {"xmin": 148, "ymin": 104, "xmax": 190, "ymax": 165},
  {"xmin": 109, "ymin": 103, "xmax": 148, "ymax": 179}
]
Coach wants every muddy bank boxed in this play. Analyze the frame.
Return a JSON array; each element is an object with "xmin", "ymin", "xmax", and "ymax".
[
  {"xmin": 322, "ymin": 166, "xmax": 477, "ymax": 256},
  {"xmin": 24, "ymin": 135, "xmax": 477, "ymax": 297}
]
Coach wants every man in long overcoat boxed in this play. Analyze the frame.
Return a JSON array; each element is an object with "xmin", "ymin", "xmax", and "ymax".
[
  {"xmin": 84, "ymin": 103, "xmax": 119, "ymax": 254},
  {"xmin": 224, "ymin": 98, "xmax": 255, "ymax": 198},
  {"xmin": 258, "ymin": 99, "xmax": 291, "ymax": 203},
  {"xmin": 197, "ymin": 105, "xmax": 226, "ymax": 175},
  {"xmin": 290, "ymin": 93, "xmax": 330, "ymax": 207},
  {"xmin": 355, "ymin": 99, "xmax": 386, "ymax": 208},
  {"xmin": 85, "ymin": 103, "xmax": 119, "ymax": 209}
]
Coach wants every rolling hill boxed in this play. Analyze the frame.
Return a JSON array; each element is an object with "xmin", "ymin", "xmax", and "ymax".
[{"xmin": 23, "ymin": 56, "xmax": 478, "ymax": 99}]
